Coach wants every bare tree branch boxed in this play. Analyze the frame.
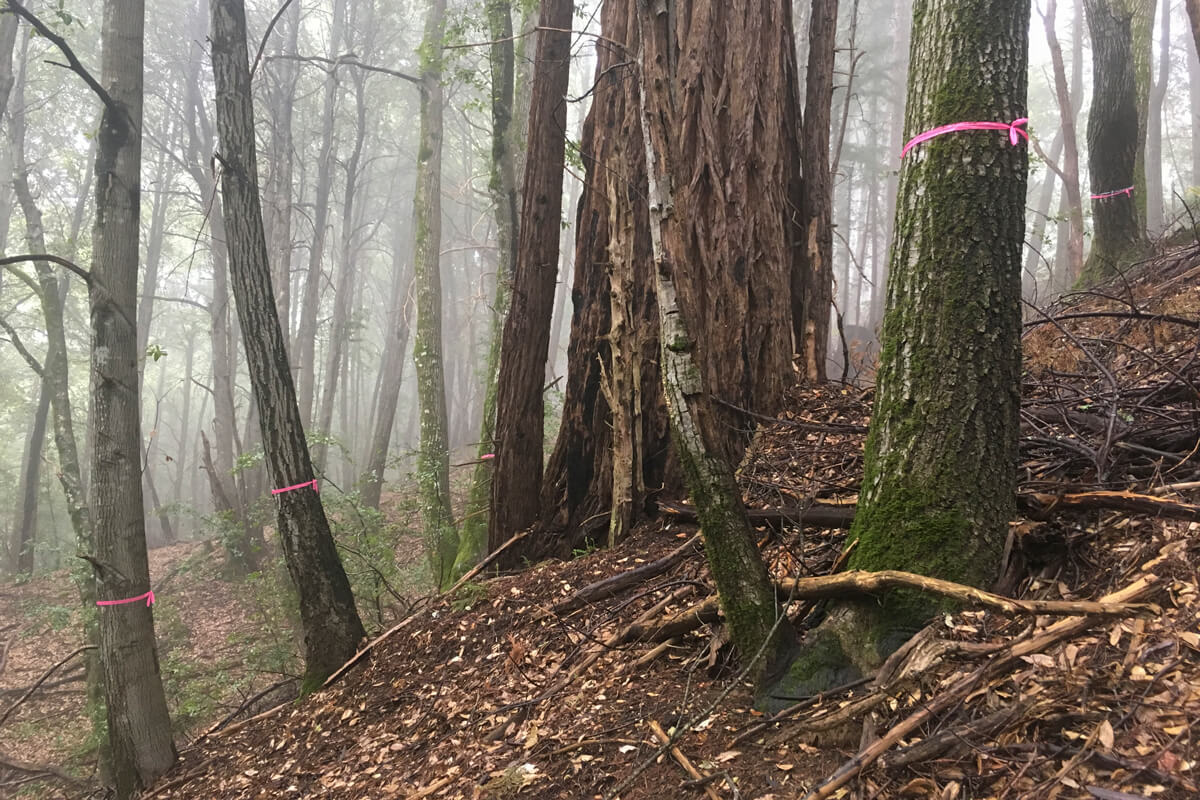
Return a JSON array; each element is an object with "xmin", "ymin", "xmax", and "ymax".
[
  {"xmin": 0, "ymin": 646, "xmax": 96, "ymax": 730},
  {"xmin": 0, "ymin": 316, "xmax": 45, "ymax": 376},
  {"xmin": 4, "ymin": 0, "xmax": 124, "ymax": 125},
  {"xmin": 0, "ymin": 253, "xmax": 91, "ymax": 286},
  {"xmin": 265, "ymin": 52, "xmax": 419, "ymax": 84},
  {"xmin": 250, "ymin": 0, "xmax": 297, "ymax": 79}
]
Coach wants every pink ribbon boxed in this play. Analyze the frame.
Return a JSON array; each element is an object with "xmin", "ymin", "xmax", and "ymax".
[
  {"xmin": 481, "ymin": 453, "xmax": 495, "ymax": 460},
  {"xmin": 272, "ymin": 478, "xmax": 318, "ymax": 495},
  {"xmin": 902, "ymin": 117, "xmax": 1029, "ymax": 159},
  {"xmin": 1090, "ymin": 186, "xmax": 1133, "ymax": 200},
  {"xmin": 97, "ymin": 590, "xmax": 155, "ymax": 607}
]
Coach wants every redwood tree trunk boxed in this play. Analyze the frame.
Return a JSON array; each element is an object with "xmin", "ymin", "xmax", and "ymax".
[
  {"xmin": 796, "ymin": 0, "xmax": 835, "ymax": 381},
  {"xmin": 209, "ymin": 0, "xmax": 365, "ymax": 686},
  {"xmin": 772, "ymin": 0, "xmax": 1028, "ymax": 700},
  {"xmin": 488, "ymin": 0, "xmax": 573, "ymax": 557}
]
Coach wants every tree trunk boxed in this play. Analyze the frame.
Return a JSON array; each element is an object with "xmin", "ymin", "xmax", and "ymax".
[
  {"xmin": 488, "ymin": 0, "xmax": 574, "ymax": 558},
  {"xmin": 1023, "ymin": 129, "xmax": 1063, "ymax": 295},
  {"xmin": 208, "ymin": 0, "xmax": 366, "ymax": 686},
  {"xmin": 265, "ymin": 0, "xmax": 300, "ymax": 340},
  {"xmin": 1187, "ymin": 0, "xmax": 1200, "ymax": 67},
  {"xmin": 454, "ymin": 0, "xmax": 519, "ymax": 574},
  {"xmin": 772, "ymin": 0, "xmax": 1028, "ymax": 701},
  {"xmin": 636, "ymin": 0, "xmax": 792, "ymax": 685},
  {"xmin": 1128, "ymin": 0, "xmax": 1155, "ymax": 229},
  {"xmin": 1043, "ymin": 0, "xmax": 1085, "ymax": 285},
  {"xmin": 1144, "ymin": 0, "xmax": 1168, "ymax": 233},
  {"xmin": 87, "ymin": 0, "xmax": 178, "ymax": 793},
  {"xmin": 11, "ymin": 374, "xmax": 50, "ymax": 574},
  {"xmin": 360, "ymin": 220, "xmax": 414, "ymax": 510},
  {"xmin": 314, "ymin": 69, "xmax": 367, "ymax": 472},
  {"xmin": 1082, "ymin": 0, "xmax": 1148, "ymax": 283},
  {"xmin": 796, "ymin": 0, "xmax": 835, "ymax": 381},
  {"xmin": 410, "ymin": 0, "xmax": 459, "ymax": 586},
  {"xmin": 295, "ymin": 0, "xmax": 347, "ymax": 427}
]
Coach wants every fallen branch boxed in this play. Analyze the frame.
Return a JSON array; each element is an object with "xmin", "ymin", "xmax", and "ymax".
[
  {"xmin": 648, "ymin": 719, "xmax": 721, "ymax": 800},
  {"xmin": 553, "ymin": 533, "xmax": 701, "ymax": 614},
  {"xmin": 0, "ymin": 749, "xmax": 89, "ymax": 789},
  {"xmin": 803, "ymin": 544, "xmax": 1176, "ymax": 799},
  {"xmin": 1018, "ymin": 489, "xmax": 1200, "ymax": 521},
  {"xmin": 445, "ymin": 530, "xmax": 529, "ymax": 595},
  {"xmin": 0, "ymin": 645, "xmax": 96, "ymax": 730}
]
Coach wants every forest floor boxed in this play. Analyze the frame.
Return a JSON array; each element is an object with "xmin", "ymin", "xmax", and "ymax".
[{"xmin": 4, "ymin": 245, "xmax": 1200, "ymax": 799}]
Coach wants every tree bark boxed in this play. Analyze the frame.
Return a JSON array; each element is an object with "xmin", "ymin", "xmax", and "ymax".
[
  {"xmin": 264, "ymin": 0, "xmax": 300, "ymax": 341},
  {"xmin": 1128, "ymin": 0, "xmax": 1155, "ymax": 229},
  {"xmin": 1187, "ymin": 0, "xmax": 1200, "ymax": 66},
  {"xmin": 87, "ymin": 0, "xmax": 178, "ymax": 793},
  {"xmin": 1082, "ymin": 0, "xmax": 1148, "ymax": 282},
  {"xmin": 208, "ymin": 0, "xmax": 366, "ymax": 686},
  {"xmin": 455, "ymin": 0, "xmax": 520, "ymax": 574},
  {"xmin": 488, "ymin": 0, "xmax": 574, "ymax": 557},
  {"xmin": 11, "ymin": 373, "xmax": 49, "ymax": 574},
  {"xmin": 771, "ymin": 0, "xmax": 1028, "ymax": 701},
  {"xmin": 796, "ymin": 0, "xmax": 835, "ymax": 380},
  {"xmin": 636, "ymin": 0, "xmax": 791, "ymax": 684},
  {"xmin": 411, "ymin": 0, "xmax": 458, "ymax": 586}
]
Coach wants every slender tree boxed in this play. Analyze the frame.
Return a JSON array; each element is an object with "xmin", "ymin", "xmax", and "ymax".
[
  {"xmin": 454, "ymin": 0, "xmax": 519, "ymax": 573},
  {"xmin": 208, "ymin": 0, "xmax": 366, "ymax": 686},
  {"xmin": 1144, "ymin": 0, "xmax": 1168, "ymax": 233},
  {"xmin": 796, "ymin": 0, "xmax": 836, "ymax": 381},
  {"xmin": 775, "ymin": 0, "xmax": 1028, "ymax": 697},
  {"xmin": 488, "ymin": 0, "xmax": 573, "ymax": 559},
  {"xmin": 1042, "ymin": 0, "xmax": 1085, "ymax": 285}
]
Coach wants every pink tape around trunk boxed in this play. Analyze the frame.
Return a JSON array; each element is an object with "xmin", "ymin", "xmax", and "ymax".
[
  {"xmin": 1090, "ymin": 186, "xmax": 1133, "ymax": 200},
  {"xmin": 272, "ymin": 478, "xmax": 318, "ymax": 495},
  {"xmin": 97, "ymin": 590, "xmax": 155, "ymax": 607},
  {"xmin": 902, "ymin": 117, "xmax": 1029, "ymax": 159}
]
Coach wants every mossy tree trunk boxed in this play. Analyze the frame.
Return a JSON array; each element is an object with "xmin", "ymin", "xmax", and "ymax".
[
  {"xmin": 636, "ymin": 0, "xmax": 807, "ymax": 684},
  {"xmin": 411, "ymin": 0, "xmax": 459, "ymax": 587},
  {"xmin": 209, "ymin": 0, "xmax": 366, "ymax": 686},
  {"xmin": 1127, "ymin": 0, "xmax": 1154, "ymax": 229},
  {"xmin": 1081, "ymin": 0, "xmax": 1147, "ymax": 283},
  {"xmin": 454, "ymin": 0, "xmax": 519, "ymax": 576},
  {"xmin": 771, "ymin": 0, "xmax": 1028, "ymax": 702},
  {"xmin": 637, "ymin": 40, "xmax": 785, "ymax": 686},
  {"xmin": 487, "ymin": 0, "xmax": 573, "ymax": 563}
]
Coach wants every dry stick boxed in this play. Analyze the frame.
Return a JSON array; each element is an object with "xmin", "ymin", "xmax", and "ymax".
[
  {"xmin": 0, "ymin": 645, "xmax": 96, "ymax": 730},
  {"xmin": 1150, "ymin": 480, "xmax": 1200, "ymax": 495},
  {"xmin": 445, "ymin": 530, "xmax": 529, "ymax": 595},
  {"xmin": 1019, "ymin": 489, "xmax": 1200, "ymax": 521},
  {"xmin": 802, "ymin": 548, "xmax": 1173, "ymax": 800},
  {"xmin": 0, "ymin": 749, "xmax": 88, "ymax": 788},
  {"xmin": 648, "ymin": 719, "xmax": 722, "ymax": 800},
  {"xmin": 554, "ymin": 532, "xmax": 702, "ymax": 614}
]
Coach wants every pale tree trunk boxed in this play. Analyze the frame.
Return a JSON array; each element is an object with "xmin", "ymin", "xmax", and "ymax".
[
  {"xmin": 1053, "ymin": 0, "xmax": 1086, "ymax": 291},
  {"xmin": 314, "ymin": 69, "xmax": 367, "ymax": 472},
  {"xmin": 209, "ymin": 0, "xmax": 366, "ymax": 686},
  {"xmin": 637, "ymin": 0, "xmax": 793, "ymax": 685},
  {"xmin": 1082, "ymin": 0, "xmax": 1148, "ymax": 282},
  {"xmin": 411, "ymin": 0, "xmax": 458, "ymax": 586},
  {"xmin": 87, "ymin": 0, "xmax": 178, "ymax": 793},
  {"xmin": 488, "ymin": 0, "xmax": 572, "ymax": 560},
  {"xmin": 10, "ymin": 372, "xmax": 49, "ymax": 574},
  {"xmin": 1144, "ymin": 0, "xmax": 1167, "ymax": 233},
  {"xmin": 360, "ymin": 218, "xmax": 413, "ymax": 510},
  {"xmin": 1127, "ymin": 0, "xmax": 1155, "ymax": 229},
  {"xmin": 1043, "ymin": 0, "xmax": 1084, "ymax": 285},
  {"xmin": 296, "ymin": 0, "xmax": 347, "ymax": 427},
  {"xmin": 1187, "ymin": 0, "xmax": 1200, "ymax": 67},
  {"xmin": 873, "ymin": 0, "xmax": 912, "ymax": 331},
  {"xmin": 454, "ymin": 0, "xmax": 519, "ymax": 574},
  {"xmin": 773, "ymin": 0, "xmax": 1027, "ymax": 700},
  {"xmin": 1190, "ymin": 29, "xmax": 1200, "ymax": 190},
  {"xmin": 1023, "ymin": 129, "xmax": 1063, "ymax": 295},
  {"xmin": 796, "ymin": 0, "xmax": 835, "ymax": 380}
]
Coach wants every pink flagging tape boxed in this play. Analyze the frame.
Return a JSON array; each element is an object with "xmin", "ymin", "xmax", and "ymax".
[
  {"xmin": 481, "ymin": 453, "xmax": 495, "ymax": 460},
  {"xmin": 97, "ymin": 590, "xmax": 155, "ymax": 607},
  {"xmin": 1091, "ymin": 186, "xmax": 1133, "ymax": 200},
  {"xmin": 901, "ymin": 117, "xmax": 1029, "ymax": 159},
  {"xmin": 272, "ymin": 478, "xmax": 318, "ymax": 495}
]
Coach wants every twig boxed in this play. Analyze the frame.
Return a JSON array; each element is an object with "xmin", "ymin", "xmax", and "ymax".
[
  {"xmin": 445, "ymin": 530, "xmax": 528, "ymax": 594},
  {"xmin": 249, "ymin": 0, "xmax": 296, "ymax": 79},
  {"xmin": 553, "ymin": 533, "xmax": 701, "ymax": 613}
]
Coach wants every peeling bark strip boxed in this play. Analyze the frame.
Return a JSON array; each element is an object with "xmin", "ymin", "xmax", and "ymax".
[{"xmin": 208, "ymin": 0, "xmax": 365, "ymax": 686}]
